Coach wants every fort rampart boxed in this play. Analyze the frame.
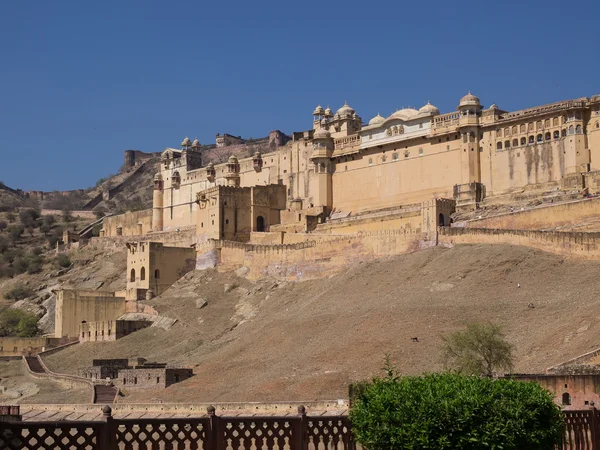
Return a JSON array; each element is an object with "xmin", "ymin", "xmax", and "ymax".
[
  {"xmin": 438, "ymin": 227, "xmax": 600, "ymax": 259},
  {"xmin": 214, "ymin": 229, "xmax": 432, "ymax": 280},
  {"xmin": 458, "ymin": 197, "xmax": 600, "ymax": 231}
]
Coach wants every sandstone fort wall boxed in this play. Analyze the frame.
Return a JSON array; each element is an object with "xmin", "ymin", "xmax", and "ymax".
[
  {"xmin": 216, "ymin": 229, "xmax": 431, "ymax": 281},
  {"xmin": 102, "ymin": 209, "xmax": 153, "ymax": 237},
  {"xmin": 438, "ymin": 227, "xmax": 600, "ymax": 259},
  {"xmin": 458, "ymin": 197, "xmax": 600, "ymax": 231},
  {"xmin": 55, "ymin": 290, "xmax": 126, "ymax": 339}
]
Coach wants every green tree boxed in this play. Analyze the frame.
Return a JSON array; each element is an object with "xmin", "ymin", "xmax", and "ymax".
[
  {"xmin": 3, "ymin": 284, "xmax": 33, "ymax": 300},
  {"xmin": 19, "ymin": 208, "xmax": 40, "ymax": 228},
  {"xmin": 442, "ymin": 322, "xmax": 514, "ymax": 376},
  {"xmin": 56, "ymin": 253, "xmax": 71, "ymax": 268},
  {"xmin": 0, "ymin": 309, "xmax": 39, "ymax": 337},
  {"xmin": 350, "ymin": 370, "xmax": 564, "ymax": 450}
]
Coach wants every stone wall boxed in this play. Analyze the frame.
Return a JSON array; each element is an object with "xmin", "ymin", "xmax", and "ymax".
[
  {"xmin": 91, "ymin": 226, "xmax": 196, "ymax": 250},
  {"xmin": 215, "ymin": 229, "xmax": 431, "ymax": 281},
  {"xmin": 438, "ymin": 227, "xmax": 600, "ymax": 260},
  {"xmin": 0, "ymin": 337, "xmax": 63, "ymax": 357},
  {"xmin": 102, "ymin": 209, "xmax": 153, "ymax": 237},
  {"xmin": 79, "ymin": 320, "xmax": 150, "ymax": 343},
  {"xmin": 118, "ymin": 367, "xmax": 193, "ymax": 389},
  {"xmin": 55, "ymin": 290, "xmax": 126, "ymax": 339},
  {"xmin": 460, "ymin": 197, "xmax": 600, "ymax": 230},
  {"xmin": 511, "ymin": 374, "xmax": 600, "ymax": 410}
]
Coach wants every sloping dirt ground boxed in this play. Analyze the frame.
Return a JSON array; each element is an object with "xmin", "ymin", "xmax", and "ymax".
[{"xmin": 43, "ymin": 244, "xmax": 600, "ymax": 403}]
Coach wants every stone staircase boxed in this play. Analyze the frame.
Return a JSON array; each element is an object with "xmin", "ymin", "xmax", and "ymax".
[{"xmin": 94, "ymin": 385, "xmax": 118, "ymax": 404}]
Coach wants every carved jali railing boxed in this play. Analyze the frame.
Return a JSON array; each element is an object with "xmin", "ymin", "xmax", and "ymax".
[{"xmin": 0, "ymin": 405, "xmax": 355, "ymax": 450}]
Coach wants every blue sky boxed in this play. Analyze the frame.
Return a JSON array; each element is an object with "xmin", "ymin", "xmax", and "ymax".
[{"xmin": 1, "ymin": 0, "xmax": 599, "ymax": 191}]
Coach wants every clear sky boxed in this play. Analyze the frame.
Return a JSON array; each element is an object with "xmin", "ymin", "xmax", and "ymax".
[{"xmin": 1, "ymin": 0, "xmax": 599, "ymax": 191}]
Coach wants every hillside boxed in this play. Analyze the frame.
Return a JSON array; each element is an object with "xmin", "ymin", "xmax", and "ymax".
[{"xmin": 42, "ymin": 243, "xmax": 600, "ymax": 403}]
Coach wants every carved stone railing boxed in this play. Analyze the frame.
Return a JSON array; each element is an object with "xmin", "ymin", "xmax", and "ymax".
[
  {"xmin": 334, "ymin": 135, "xmax": 361, "ymax": 151},
  {"xmin": 0, "ymin": 405, "xmax": 355, "ymax": 450}
]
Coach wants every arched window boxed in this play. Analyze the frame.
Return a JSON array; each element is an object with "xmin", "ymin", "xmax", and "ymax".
[
  {"xmin": 576, "ymin": 125, "xmax": 582, "ymax": 134},
  {"xmin": 140, "ymin": 267, "xmax": 145, "ymax": 281},
  {"xmin": 554, "ymin": 131, "xmax": 560, "ymax": 139},
  {"xmin": 256, "ymin": 216, "xmax": 265, "ymax": 232},
  {"xmin": 536, "ymin": 134, "xmax": 543, "ymax": 143},
  {"xmin": 496, "ymin": 142, "xmax": 503, "ymax": 150},
  {"xmin": 438, "ymin": 213, "xmax": 445, "ymax": 227},
  {"xmin": 520, "ymin": 124, "xmax": 526, "ymax": 133},
  {"xmin": 521, "ymin": 137, "xmax": 527, "ymax": 145},
  {"xmin": 568, "ymin": 125, "xmax": 574, "ymax": 135},
  {"xmin": 368, "ymin": 158, "xmax": 373, "ymax": 166},
  {"xmin": 596, "ymin": 121, "xmax": 599, "ymax": 129},
  {"xmin": 562, "ymin": 392, "xmax": 571, "ymax": 405},
  {"xmin": 130, "ymin": 269, "xmax": 135, "ymax": 282},
  {"xmin": 545, "ymin": 132, "xmax": 551, "ymax": 141},
  {"xmin": 154, "ymin": 269, "xmax": 160, "ymax": 279},
  {"xmin": 419, "ymin": 148, "xmax": 424, "ymax": 156},
  {"xmin": 512, "ymin": 126, "xmax": 517, "ymax": 134},
  {"xmin": 512, "ymin": 139, "xmax": 518, "ymax": 147},
  {"xmin": 562, "ymin": 129, "xmax": 567, "ymax": 137},
  {"xmin": 497, "ymin": 129, "xmax": 502, "ymax": 137},
  {"xmin": 392, "ymin": 153, "xmax": 398, "ymax": 161},
  {"xmin": 529, "ymin": 136, "xmax": 535, "ymax": 144},
  {"xmin": 504, "ymin": 140, "xmax": 511, "ymax": 149},
  {"xmin": 544, "ymin": 119, "xmax": 550, "ymax": 127}
]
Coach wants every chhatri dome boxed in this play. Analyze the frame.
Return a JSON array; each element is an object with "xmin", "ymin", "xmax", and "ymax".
[
  {"xmin": 313, "ymin": 127, "xmax": 331, "ymax": 139},
  {"xmin": 458, "ymin": 92, "xmax": 481, "ymax": 108},
  {"xmin": 336, "ymin": 102, "xmax": 355, "ymax": 116},
  {"xmin": 313, "ymin": 105, "xmax": 325, "ymax": 116},
  {"xmin": 391, "ymin": 107, "xmax": 419, "ymax": 120},
  {"xmin": 181, "ymin": 137, "xmax": 192, "ymax": 146},
  {"xmin": 368, "ymin": 113, "xmax": 386, "ymax": 126},
  {"xmin": 191, "ymin": 138, "xmax": 201, "ymax": 147},
  {"xmin": 419, "ymin": 102, "xmax": 440, "ymax": 115},
  {"xmin": 324, "ymin": 107, "xmax": 333, "ymax": 117},
  {"xmin": 228, "ymin": 155, "xmax": 239, "ymax": 163}
]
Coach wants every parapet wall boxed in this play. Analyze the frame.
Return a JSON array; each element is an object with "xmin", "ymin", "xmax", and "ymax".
[
  {"xmin": 459, "ymin": 197, "xmax": 600, "ymax": 231},
  {"xmin": 91, "ymin": 226, "xmax": 197, "ymax": 250},
  {"xmin": 102, "ymin": 209, "xmax": 153, "ymax": 237},
  {"xmin": 216, "ymin": 229, "xmax": 432, "ymax": 281},
  {"xmin": 438, "ymin": 227, "xmax": 600, "ymax": 259}
]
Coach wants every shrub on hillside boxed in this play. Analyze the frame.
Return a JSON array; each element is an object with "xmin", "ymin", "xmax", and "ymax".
[
  {"xmin": 350, "ymin": 369, "xmax": 564, "ymax": 450},
  {"xmin": 4, "ymin": 284, "xmax": 34, "ymax": 300},
  {"xmin": 0, "ymin": 235, "xmax": 8, "ymax": 254},
  {"xmin": 56, "ymin": 254, "xmax": 71, "ymax": 268},
  {"xmin": 19, "ymin": 208, "xmax": 40, "ymax": 228},
  {"xmin": 0, "ymin": 309, "xmax": 39, "ymax": 337},
  {"xmin": 0, "ymin": 219, "xmax": 7, "ymax": 231},
  {"xmin": 7, "ymin": 224, "xmax": 24, "ymax": 243}
]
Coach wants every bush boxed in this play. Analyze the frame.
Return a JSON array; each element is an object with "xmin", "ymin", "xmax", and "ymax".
[
  {"xmin": 350, "ymin": 371, "xmax": 564, "ymax": 450},
  {"xmin": 0, "ymin": 220, "xmax": 7, "ymax": 231},
  {"xmin": 0, "ymin": 235, "xmax": 8, "ymax": 254},
  {"xmin": 0, "ymin": 309, "xmax": 39, "ymax": 337},
  {"xmin": 4, "ymin": 284, "xmax": 34, "ymax": 300},
  {"xmin": 56, "ymin": 254, "xmax": 71, "ymax": 268},
  {"xmin": 7, "ymin": 224, "xmax": 23, "ymax": 243},
  {"xmin": 19, "ymin": 208, "xmax": 40, "ymax": 228}
]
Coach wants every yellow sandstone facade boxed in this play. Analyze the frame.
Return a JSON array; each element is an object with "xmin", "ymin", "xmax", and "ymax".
[{"xmin": 146, "ymin": 92, "xmax": 600, "ymax": 238}]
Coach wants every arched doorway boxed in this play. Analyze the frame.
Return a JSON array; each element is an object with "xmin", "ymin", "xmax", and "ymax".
[
  {"xmin": 256, "ymin": 216, "xmax": 265, "ymax": 232},
  {"xmin": 438, "ymin": 213, "xmax": 445, "ymax": 227},
  {"xmin": 140, "ymin": 267, "xmax": 146, "ymax": 281},
  {"xmin": 130, "ymin": 269, "xmax": 136, "ymax": 282},
  {"xmin": 562, "ymin": 392, "xmax": 571, "ymax": 405}
]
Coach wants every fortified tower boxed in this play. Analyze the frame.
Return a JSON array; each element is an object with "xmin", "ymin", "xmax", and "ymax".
[{"xmin": 152, "ymin": 173, "xmax": 164, "ymax": 232}]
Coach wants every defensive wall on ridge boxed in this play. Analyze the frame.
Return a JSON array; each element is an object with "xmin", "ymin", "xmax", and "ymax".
[
  {"xmin": 457, "ymin": 197, "xmax": 600, "ymax": 231},
  {"xmin": 438, "ymin": 227, "xmax": 600, "ymax": 260},
  {"xmin": 203, "ymin": 229, "xmax": 434, "ymax": 281}
]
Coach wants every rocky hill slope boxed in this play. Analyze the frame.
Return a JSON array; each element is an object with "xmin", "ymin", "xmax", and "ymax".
[{"xmin": 42, "ymin": 243, "xmax": 600, "ymax": 403}]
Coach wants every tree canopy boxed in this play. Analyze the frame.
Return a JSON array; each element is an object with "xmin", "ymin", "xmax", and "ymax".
[{"xmin": 442, "ymin": 322, "xmax": 514, "ymax": 376}]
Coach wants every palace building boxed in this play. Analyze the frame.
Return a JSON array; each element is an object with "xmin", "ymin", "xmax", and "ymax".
[{"xmin": 137, "ymin": 92, "xmax": 600, "ymax": 240}]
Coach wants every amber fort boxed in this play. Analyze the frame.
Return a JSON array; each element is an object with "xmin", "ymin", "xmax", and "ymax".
[{"xmin": 5, "ymin": 90, "xmax": 600, "ymax": 378}]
